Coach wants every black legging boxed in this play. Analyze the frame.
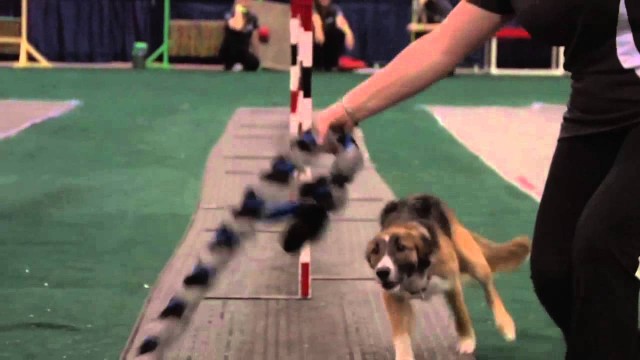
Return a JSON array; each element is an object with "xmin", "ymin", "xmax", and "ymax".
[
  {"xmin": 218, "ymin": 33, "xmax": 260, "ymax": 71},
  {"xmin": 313, "ymin": 25, "xmax": 345, "ymax": 71},
  {"xmin": 530, "ymin": 123, "xmax": 640, "ymax": 359}
]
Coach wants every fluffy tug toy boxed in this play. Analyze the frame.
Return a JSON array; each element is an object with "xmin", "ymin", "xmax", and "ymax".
[{"xmin": 135, "ymin": 127, "xmax": 364, "ymax": 358}]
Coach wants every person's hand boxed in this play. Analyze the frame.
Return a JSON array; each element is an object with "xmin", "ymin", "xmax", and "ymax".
[
  {"xmin": 228, "ymin": 6, "xmax": 245, "ymax": 31},
  {"xmin": 228, "ymin": 17, "xmax": 243, "ymax": 31},
  {"xmin": 313, "ymin": 103, "xmax": 355, "ymax": 144},
  {"xmin": 345, "ymin": 35, "xmax": 355, "ymax": 51},
  {"xmin": 407, "ymin": 23, "xmax": 420, "ymax": 33},
  {"xmin": 314, "ymin": 30, "xmax": 325, "ymax": 45}
]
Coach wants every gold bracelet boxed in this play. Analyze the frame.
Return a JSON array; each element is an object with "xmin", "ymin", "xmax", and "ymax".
[{"xmin": 339, "ymin": 97, "xmax": 359, "ymax": 126}]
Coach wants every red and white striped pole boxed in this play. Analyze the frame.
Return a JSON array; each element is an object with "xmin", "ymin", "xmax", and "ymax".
[
  {"xmin": 290, "ymin": 0, "xmax": 314, "ymax": 136},
  {"xmin": 290, "ymin": 0, "xmax": 313, "ymax": 299},
  {"xmin": 289, "ymin": 3, "xmax": 301, "ymax": 136}
]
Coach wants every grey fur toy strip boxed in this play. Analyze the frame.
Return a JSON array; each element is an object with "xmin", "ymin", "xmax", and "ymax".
[{"xmin": 135, "ymin": 129, "xmax": 363, "ymax": 358}]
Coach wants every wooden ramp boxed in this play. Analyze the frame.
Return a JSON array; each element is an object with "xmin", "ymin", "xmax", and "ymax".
[{"xmin": 121, "ymin": 108, "xmax": 474, "ymax": 360}]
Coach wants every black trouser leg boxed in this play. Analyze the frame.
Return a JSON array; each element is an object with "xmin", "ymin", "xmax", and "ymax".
[
  {"xmin": 219, "ymin": 39, "xmax": 248, "ymax": 71},
  {"xmin": 314, "ymin": 26, "xmax": 345, "ymax": 71},
  {"xmin": 530, "ymin": 124, "xmax": 640, "ymax": 358},
  {"xmin": 313, "ymin": 42, "xmax": 324, "ymax": 70},
  {"xmin": 530, "ymin": 129, "xmax": 625, "ymax": 340},
  {"xmin": 567, "ymin": 125, "xmax": 640, "ymax": 359},
  {"xmin": 322, "ymin": 26, "xmax": 345, "ymax": 70},
  {"xmin": 220, "ymin": 45, "xmax": 240, "ymax": 71},
  {"xmin": 241, "ymin": 50, "xmax": 260, "ymax": 71}
]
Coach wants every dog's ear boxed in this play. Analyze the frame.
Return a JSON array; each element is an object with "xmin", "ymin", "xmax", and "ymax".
[
  {"xmin": 379, "ymin": 199, "xmax": 399, "ymax": 227},
  {"xmin": 416, "ymin": 222, "xmax": 439, "ymax": 272},
  {"xmin": 364, "ymin": 239, "xmax": 375, "ymax": 267},
  {"xmin": 409, "ymin": 195, "xmax": 452, "ymax": 238}
]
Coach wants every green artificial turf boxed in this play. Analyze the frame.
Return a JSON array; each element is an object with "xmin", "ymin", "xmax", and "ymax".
[{"xmin": 0, "ymin": 68, "xmax": 570, "ymax": 359}]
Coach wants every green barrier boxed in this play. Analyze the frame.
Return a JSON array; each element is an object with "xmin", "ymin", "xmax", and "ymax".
[{"xmin": 146, "ymin": 0, "xmax": 171, "ymax": 69}]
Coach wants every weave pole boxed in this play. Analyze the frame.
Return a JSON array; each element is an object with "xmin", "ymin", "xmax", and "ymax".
[
  {"xmin": 290, "ymin": 0, "xmax": 314, "ymax": 136},
  {"xmin": 290, "ymin": 0, "xmax": 314, "ymax": 299}
]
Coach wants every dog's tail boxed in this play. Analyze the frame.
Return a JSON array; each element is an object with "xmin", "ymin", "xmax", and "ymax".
[{"xmin": 472, "ymin": 232, "xmax": 531, "ymax": 273}]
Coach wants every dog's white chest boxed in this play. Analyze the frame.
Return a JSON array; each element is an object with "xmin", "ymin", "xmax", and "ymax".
[
  {"xmin": 409, "ymin": 275, "xmax": 452, "ymax": 300},
  {"xmin": 428, "ymin": 276, "xmax": 452, "ymax": 292}
]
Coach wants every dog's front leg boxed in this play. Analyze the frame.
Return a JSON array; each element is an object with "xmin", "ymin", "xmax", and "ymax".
[
  {"xmin": 445, "ymin": 275, "xmax": 476, "ymax": 354},
  {"xmin": 382, "ymin": 291, "xmax": 415, "ymax": 360}
]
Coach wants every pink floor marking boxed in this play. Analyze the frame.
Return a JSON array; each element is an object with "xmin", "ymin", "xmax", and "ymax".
[
  {"xmin": 1, "ymin": 99, "xmax": 81, "ymax": 140},
  {"xmin": 422, "ymin": 104, "xmax": 566, "ymax": 202}
]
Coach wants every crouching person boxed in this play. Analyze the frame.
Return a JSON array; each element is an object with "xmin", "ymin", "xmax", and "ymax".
[{"xmin": 219, "ymin": 0, "xmax": 261, "ymax": 71}]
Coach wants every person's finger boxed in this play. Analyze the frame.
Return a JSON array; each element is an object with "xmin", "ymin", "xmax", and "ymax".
[
  {"xmin": 313, "ymin": 114, "xmax": 330, "ymax": 145},
  {"xmin": 329, "ymin": 120, "xmax": 353, "ymax": 135},
  {"xmin": 318, "ymin": 118, "xmax": 341, "ymax": 145}
]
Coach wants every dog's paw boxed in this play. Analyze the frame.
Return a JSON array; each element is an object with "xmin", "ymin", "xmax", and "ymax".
[
  {"xmin": 456, "ymin": 336, "xmax": 476, "ymax": 354},
  {"xmin": 497, "ymin": 315, "xmax": 516, "ymax": 342},
  {"xmin": 393, "ymin": 335, "xmax": 414, "ymax": 360},
  {"xmin": 394, "ymin": 352, "xmax": 415, "ymax": 360}
]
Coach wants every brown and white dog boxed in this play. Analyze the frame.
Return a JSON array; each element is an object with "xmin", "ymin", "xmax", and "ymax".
[{"xmin": 365, "ymin": 194, "xmax": 531, "ymax": 359}]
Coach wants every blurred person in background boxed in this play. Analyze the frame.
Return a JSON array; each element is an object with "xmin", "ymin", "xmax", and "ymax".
[
  {"xmin": 408, "ymin": 0, "xmax": 457, "ymax": 75},
  {"xmin": 219, "ymin": 0, "xmax": 261, "ymax": 71},
  {"xmin": 312, "ymin": 0, "xmax": 355, "ymax": 71},
  {"xmin": 408, "ymin": 0, "xmax": 455, "ymax": 34}
]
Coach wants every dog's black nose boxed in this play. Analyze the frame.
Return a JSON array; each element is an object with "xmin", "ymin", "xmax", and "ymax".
[{"xmin": 376, "ymin": 267, "xmax": 391, "ymax": 281}]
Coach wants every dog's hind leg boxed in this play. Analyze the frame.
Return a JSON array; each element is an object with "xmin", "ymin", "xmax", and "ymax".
[
  {"xmin": 450, "ymin": 224, "xmax": 517, "ymax": 342},
  {"xmin": 382, "ymin": 291, "xmax": 415, "ymax": 360}
]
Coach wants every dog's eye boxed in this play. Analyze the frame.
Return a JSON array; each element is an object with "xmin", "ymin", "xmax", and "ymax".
[
  {"xmin": 371, "ymin": 243, "xmax": 379, "ymax": 255},
  {"xmin": 396, "ymin": 242, "xmax": 406, "ymax": 252}
]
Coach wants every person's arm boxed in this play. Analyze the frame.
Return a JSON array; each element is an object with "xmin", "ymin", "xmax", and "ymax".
[
  {"xmin": 227, "ymin": 4, "xmax": 249, "ymax": 31},
  {"xmin": 250, "ymin": 30, "xmax": 261, "ymax": 56},
  {"xmin": 250, "ymin": 17, "xmax": 261, "ymax": 56},
  {"xmin": 312, "ymin": 13, "xmax": 325, "ymax": 44},
  {"xmin": 336, "ymin": 13, "xmax": 355, "ymax": 50},
  {"xmin": 314, "ymin": 1, "xmax": 512, "ymax": 141},
  {"xmin": 227, "ymin": 11, "xmax": 243, "ymax": 31},
  {"xmin": 407, "ymin": 23, "xmax": 440, "ymax": 33}
]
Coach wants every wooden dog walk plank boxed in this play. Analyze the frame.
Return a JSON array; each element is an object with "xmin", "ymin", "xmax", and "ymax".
[
  {"xmin": 223, "ymin": 154, "xmax": 277, "ymax": 160},
  {"xmin": 161, "ymin": 281, "xmax": 472, "ymax": 360},
  {"xmin": 204, "ymin": 231, "xmax": 300, "ymax": 298},
  {"xmin": 121, "ymin": 107, "xmax": 470, "ymax": 360},
  {"xmin": 310, "ymin": 221, "xmax": 378, "ymax": 279},
  {"xmin": 237, "ymin": 123, "xmax": 289, "ymax": 129},
  {"xmin": 233, "ymin": 134, "xmax": 277, "ymax": 140}
]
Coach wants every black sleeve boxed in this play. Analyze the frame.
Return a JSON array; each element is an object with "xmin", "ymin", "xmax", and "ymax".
[{"xmin": 466, "ymin": 0, "xmax": 514, "ymax": 15}]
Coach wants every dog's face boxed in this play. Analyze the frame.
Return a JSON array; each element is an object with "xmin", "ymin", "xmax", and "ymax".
[{"xmin": 365, "ymin": 222, "xmax": 437, "ymax": 293}]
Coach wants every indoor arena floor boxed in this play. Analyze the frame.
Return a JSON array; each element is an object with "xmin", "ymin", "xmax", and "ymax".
[{"xmin": 0, "ymin": 68, "xmax": 569, "ymax": 360}]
